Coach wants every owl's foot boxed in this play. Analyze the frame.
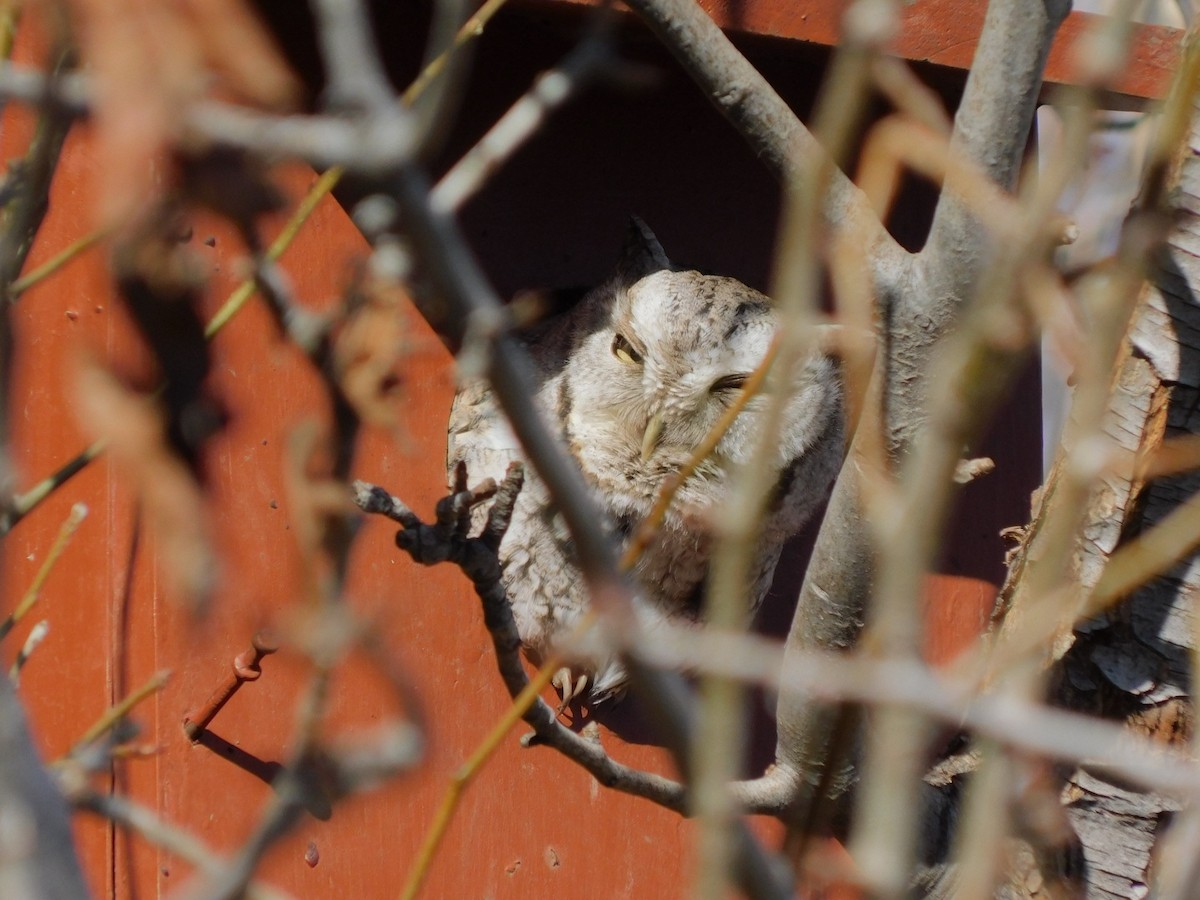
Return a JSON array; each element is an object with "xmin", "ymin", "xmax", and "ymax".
[{"xmin": 552, "ymin": 667, "xmax": 590, "ymax": 712}]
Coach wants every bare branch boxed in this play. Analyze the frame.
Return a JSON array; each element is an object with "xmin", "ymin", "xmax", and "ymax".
[
  {"xmin": 0, "ymin": 439, "xmax": 103, "ymax": 536},
  {"xmin": 921, "ymin": 0, "xmax": 1071, "ymax": 305},
  {"xmin": 637, "ymin": 626, "xmax": 1200, "ymax": 807},
  {"xmin": 309, "ymin": 0, "xmax": 394, "ymax": 112},
  {"xmin": 67, "ymin": 787, "xmax": 290, "ymax": 900},
  {"xmin": 0, "ymin": 62, "xmax": 86, "ymax": 116},
  {"xmin": 8, "ymin": 224, "xmax": 107, "ymax": 299},
  {"xmin": 0, "ymin": 61, "xmax": 420, "ymax": 173},
  {"xmin": 387, "ymin": 154, "xmax": 797, "ymax": 895},
  {"xmin": 693, "ymin": 3, "xmax": 887, "ymax": 890},
  {"xmin": 66, "ymin": 670, "xmax": 170, "ymax": 757},
  {"xmin": 0, "ymin": 679, "xmax": 88, "ymax": 899},
  {"xmin": 776, "ymin": 0, "xmax": 1071, "ymax": 851},
  {"xmin": 431, "ymin": 35, "xmax": 612, "ymax": 214},
  {"xmin": 183, "ymin": 100, "xmax": 415, "ymax": 173},
  {"xmin": 620, "ymin": 0, "xmax": 904, "ymax": 277},
  {"xmin": 354, "ymin": 472, "xmax": 689, "ymax": 813}
]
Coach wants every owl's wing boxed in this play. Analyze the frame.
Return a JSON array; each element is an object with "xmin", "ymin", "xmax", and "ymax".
[
  {"xmin": 447, "ymin": 376, "xmax": 524, "ymax": 529},
  {"xmin": 447, "ymin": 295, "xmax": 599, "ymax": 556},
  {"xmin": 446, "ymin": 307, "xmax": 583, "ymax": 487}
]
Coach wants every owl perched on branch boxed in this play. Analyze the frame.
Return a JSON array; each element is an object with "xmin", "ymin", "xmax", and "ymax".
[{"xmin": 448, "ymin": 219, "xmax": 843, "ymax": 705}]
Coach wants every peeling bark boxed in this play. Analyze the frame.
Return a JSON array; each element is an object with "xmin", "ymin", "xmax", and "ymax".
[{"xmin": 994, "ymin": 83, "xmax": 1200, "ymax": 896}]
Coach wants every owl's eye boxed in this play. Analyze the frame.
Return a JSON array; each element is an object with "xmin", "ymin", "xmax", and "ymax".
[
  {"xmin": 611, "ymin": 333, "xmax": 643, "ymax": 366},
  {"xmin": 710, "ymin": 373, "xmax": 749, "ymax": 393}
]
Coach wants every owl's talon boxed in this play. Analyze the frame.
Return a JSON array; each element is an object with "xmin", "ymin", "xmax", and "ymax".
[
  {"xmin": 551, "ymin": 668, "xmax": 592, "ymax": 714},
  {"xmin": 570, "ymin": 673, "xmax": 589, "ymax": 702},
  {"xmin": 552, "ymin": 667, "xmax": 574, "ymax": 707}
]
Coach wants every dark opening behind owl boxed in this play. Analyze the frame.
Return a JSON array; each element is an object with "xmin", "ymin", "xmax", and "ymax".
[{"xmin": 448, "ymin": 219, "xmax": 844, "ymax": 704}]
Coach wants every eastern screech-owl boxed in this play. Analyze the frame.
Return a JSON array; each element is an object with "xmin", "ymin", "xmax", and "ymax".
[{"xmin": 448, "ymin": 219, "xmax": 843, "ymax": 705}]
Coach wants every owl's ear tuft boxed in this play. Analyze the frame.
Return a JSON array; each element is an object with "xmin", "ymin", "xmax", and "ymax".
[{"xmin": 617, "ymin": 216, "xmax": 671, "ymax": 283}]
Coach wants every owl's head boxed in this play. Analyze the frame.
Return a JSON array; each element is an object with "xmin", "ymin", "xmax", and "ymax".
[{"xmin": 563, "ymin": 219, "xmax": 843, "ymax": 522}]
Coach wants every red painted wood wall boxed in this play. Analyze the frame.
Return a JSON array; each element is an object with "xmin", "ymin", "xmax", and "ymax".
[{"xmin": 1, "ymin": 1, "xmax": 1176, "ymax": 897}]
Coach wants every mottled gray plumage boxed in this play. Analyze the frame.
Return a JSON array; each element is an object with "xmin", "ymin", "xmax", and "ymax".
[{"xmin": 448, "ymin": 220, "xmax": 843, "ymax": 704}]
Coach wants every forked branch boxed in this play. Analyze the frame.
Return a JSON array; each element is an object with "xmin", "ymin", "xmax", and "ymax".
[{"xmin": 352, "ymin": 465, "xmax": 690, "ymax": 814}]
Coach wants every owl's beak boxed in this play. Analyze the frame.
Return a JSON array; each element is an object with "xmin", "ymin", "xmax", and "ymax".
[{"xmin": 640, "ymin": 412, "xmax": 664, "ymax": 462}]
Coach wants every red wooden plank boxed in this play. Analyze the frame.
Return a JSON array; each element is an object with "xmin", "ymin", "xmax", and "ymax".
[
  {"xmin": 535, "ymin": 0, "xmax": 1181, "ymax": 104},
  {"xmin": 1044, "ymin": 10, "xmax": 1180, "ymax": 102},
  {"xmin": 1, "ymin": 24, "xmax": 779, "ymax": 894}
]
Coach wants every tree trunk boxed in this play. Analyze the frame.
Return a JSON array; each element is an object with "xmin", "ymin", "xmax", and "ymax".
[{"xmin": 988, "ymin": 83, "xmax": 1200, "ymax": 898}]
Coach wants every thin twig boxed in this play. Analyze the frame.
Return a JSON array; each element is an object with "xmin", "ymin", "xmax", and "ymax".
[
  {"xmin": 855, "ymin": 116, "xmax": 1026, "ymax": 238},
  {"xmin": 869, "ymin": 57, "xmax": 952, "ymax": 136},
  {"xmin": 403, "ymin": 0, "xmax": 510, "ymax": 104},
  {"xmin": 620, "ymin": 0, "xmax": 902, "ymax": 275},
  {"xmin": 204, "ymin": 167, "xmax": 344, "ymax": 338},
  {"xmin": 694, "ymin": 3, "xmax": 878, "ymax": 886},
  {"xmin": 0, "ymin": 501, "xmax": 86, "ymax": 641},
  {"xmin": 400, "ymin": 325, "xmax": 782, "ymax": 899},
  {"xmin": 354, "ymin": 473, "xmax": 689, "ymax": 818},
  {"xmin": 629, "ymin": 625, "xmax": 1200, "ymax": 806},
  {"xmin": 66, "ymin": 669, "xmax": 170, "ymax": 755},
  {"xmin": 69, "ymin": 788, "xmax": 291, "ymax": 900},
  {"xmin": 620, "ymin": 336, "xmax": 781, "ymax": 571},
  {"xmin": 431, "ymin": 35, "xmax": 610, "ymax": 214},
  {"xmin": 399, "ymin": 662, "xmax": 560, "ymax": 900},
  {"xmin": 0, "ymin": 64, "xmax": 87, "ymax": 115},
  {"xmin": 0, "ymin": 63, "xmax": 407, "ymax": 172},
  {"xmin": 9, "ymin": 619, "xmax": 47, "ymax": 685},
  {"xmin": 0, "ymin": 2, "xmax": 19, "ymax": 67},
  {"xmin": 8, "ymin": 225, "xmax": 107, "ymax": 299},
  {"xmin": 0, "ymin": 54, "xmax": 76, "ymax": 295},
  {"xmin": 0, "ymin": 439, "xmax": 103, "ymax": 536}
]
